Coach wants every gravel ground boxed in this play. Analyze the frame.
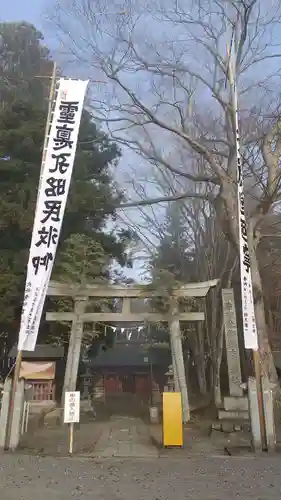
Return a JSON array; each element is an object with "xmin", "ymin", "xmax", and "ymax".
[
  {"xmin": 0, "ymin": 453, "xmax": 281, "ymax": 499},
  {"xmin": 19, "ymin": 421, "xmax": 106, "ymax": 456}
]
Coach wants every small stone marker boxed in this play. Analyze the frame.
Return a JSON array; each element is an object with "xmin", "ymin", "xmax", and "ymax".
[
  {"xmin": 248, "ymin": 377, "xmax": 262, "ymax": 452},
  {"xmin": 261, "ymin": 377, "xmax": 276, "ymax": 452}
]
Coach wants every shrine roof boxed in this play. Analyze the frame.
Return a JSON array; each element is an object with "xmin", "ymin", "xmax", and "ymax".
[
  {"xmin": 9, "ymin": 344, "xmax": 64, "ymax": 360},
  {"xmin": 89, "ymin": 343, "xmax": 171, "ymax": 368}
]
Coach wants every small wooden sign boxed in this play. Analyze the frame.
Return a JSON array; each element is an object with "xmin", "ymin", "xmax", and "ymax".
[
  {"xmin": 64, "ymin": 391, "xmax": 80, "ymax": 424},
  {"xmin": 64, "ymin": 391, "xmax": 80, "ymax": 455},
  {"xmin": 20, "ymin": 361, "xmax": 56, "ymax": 380}
]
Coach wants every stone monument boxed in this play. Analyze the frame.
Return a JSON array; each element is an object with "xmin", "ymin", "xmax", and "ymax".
[{"xmin": 219, "ymin": 289, "xmax": 249, "ymax": 422}]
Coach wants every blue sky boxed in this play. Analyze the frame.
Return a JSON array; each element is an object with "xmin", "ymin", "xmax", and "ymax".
[
  {"xmin": 1, "ymin": 0, "xmax": 47, "ymax": 29},
  {"xmin": 0, "ymin": 0, "xmax": 155, "ymax": 282}
]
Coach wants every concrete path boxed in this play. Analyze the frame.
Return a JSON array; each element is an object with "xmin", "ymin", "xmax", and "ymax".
[{"xmin": 91, "ymin": 416, "xmax": 158, "ymax": 458}]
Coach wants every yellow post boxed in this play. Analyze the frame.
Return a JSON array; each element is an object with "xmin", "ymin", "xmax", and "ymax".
[{"xmin": 163, "ymin": 392, "xmax": 183, "ymax": 447}]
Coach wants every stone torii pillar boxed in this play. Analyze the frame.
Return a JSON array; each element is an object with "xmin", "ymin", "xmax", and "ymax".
[{"xmin": 61, "ymin": 296, "xmax": 87, "ymax": 403}]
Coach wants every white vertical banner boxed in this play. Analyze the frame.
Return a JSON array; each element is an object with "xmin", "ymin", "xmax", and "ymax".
[
  {"xmin": 18, "ymin": 78, "xmax": 89, "ymax": 351},
  {"xmin": 229, "ymin": 39, "xmax": 258, "ymax": 351},
  {"xmin": 237, "ymin": 161, "xmax": 258, "ymax": 350}
]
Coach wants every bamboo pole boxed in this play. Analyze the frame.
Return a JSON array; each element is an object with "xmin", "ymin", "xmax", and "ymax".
[
  {"xmin": 226, "ymin": 20, "xmax": 266, "ymax": 450},
  {"xmin": 5, "ymin": 62, "xmax": 57, "ymax": 450},
  {"xmin": 69, "ymin": 423, "xmax": 74, "ymax": 454},
  {"xmin": 38, "ymin": 61, "xmax": 57, "ymax": 192}
]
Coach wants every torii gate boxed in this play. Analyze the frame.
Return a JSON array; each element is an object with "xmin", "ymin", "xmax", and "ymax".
[{"xmin": 46, "ymin": 279, "xmax": 218, "ymax": 422}]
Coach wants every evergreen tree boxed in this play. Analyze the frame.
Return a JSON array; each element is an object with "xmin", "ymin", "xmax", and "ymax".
[
  {"xmin": 150, "ymin": 202, "xmax": 195, "ymax": 286},
  {"xmin": 0, "ymin": 22, "xmax": 51, "ymax": 105},
  {"xmin": 0, "ymin": 21, "xmax": 131, "ymax": 350}
]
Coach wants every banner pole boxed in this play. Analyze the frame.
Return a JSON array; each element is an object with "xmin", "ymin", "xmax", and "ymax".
[
  {"xmin": 226, "ymin": 16, "xmax": 266, "ymax": 449},
  {"xmin": 69, "ymin": 423, "xmax": 74, "ymax": 454},
  {"xmin": 4, "ymin": 351, "xmax": 22, "ymax": 449},
  {"xmin": 5, "ymin": 62, "xmax": 58, "ymax": 450},
  {"xmin": 38, "ymin": 61, "xmax": 57, "ymax": 191}
]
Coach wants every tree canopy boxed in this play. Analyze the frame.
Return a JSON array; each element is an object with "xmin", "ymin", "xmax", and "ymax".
[
  {"xmin": 0, "ymin": 21, "xmax": 130, "ymax": 351},
  {"xmin": 0, "ymin": 22, "xmax": 51, "ymax": 104},
  {"xmin": 50, "ymin": 0, "xmax": 281, "ymax": 379}
]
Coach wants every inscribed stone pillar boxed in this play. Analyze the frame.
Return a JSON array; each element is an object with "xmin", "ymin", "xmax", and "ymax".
[{"xmin": 222, "ymin": 288, "xmax": 243, "ymax": 397}]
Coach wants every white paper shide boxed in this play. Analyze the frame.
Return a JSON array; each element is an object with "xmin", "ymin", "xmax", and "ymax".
[
  {"xmin": 18, "ymin": 79, "xmax": 88, "ymax": 351},
  {"xmin": 64, "ymin": 391, "xmax": 80, "ymax": 423}
]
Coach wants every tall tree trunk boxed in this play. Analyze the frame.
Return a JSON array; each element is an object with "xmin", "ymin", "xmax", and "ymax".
[
  {"xmin": 205, "ymin": 290, "xmax": 223, "ymax": 406},
  {"xmin": 168, "ymin": 298, "xmax": 190, "ymax": 422},
  {"xmin": 170, "ymin": 338, "xmax": 180, "ymax": 392},
  {"xmin": 194, "ymin": 322, "xmax": 207, "ymax": 395},
  {"xmin": 248, "ymin": 236, "xmax": 278, "ymax": 382},
  {"xmin": 213, "ymin": 321, "xmax": 224, "ymax": 407},
  {"xmin": 221, "ymin": 185, "xmax": 278, "ymax": 382}
]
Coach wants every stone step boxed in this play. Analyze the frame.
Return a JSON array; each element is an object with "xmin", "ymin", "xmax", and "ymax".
[
  {"xmin": 218, "ymin": 410, "xmax": 249, "ymax": 421},
  {"xmin": 212, "ymin": 421, "xmax": 251, "ymax": 433},
  {"xmin": 224, "ymin": 396, "xmax": 249, "ymax": 412}
]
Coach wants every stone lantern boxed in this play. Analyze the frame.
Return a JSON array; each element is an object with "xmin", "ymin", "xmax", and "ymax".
[{"xmin": 164, "ymin": 364, "xmax": 174, "ymax": 392}]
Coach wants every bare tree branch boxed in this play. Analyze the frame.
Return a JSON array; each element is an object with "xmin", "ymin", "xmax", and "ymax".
[
  {"xmin": 119, "ymin": 190, "xmax": 213, "ymax": 208},
  {"xmin": 50, "ymin": 0, "xmax": 281, "ymax": 374}
]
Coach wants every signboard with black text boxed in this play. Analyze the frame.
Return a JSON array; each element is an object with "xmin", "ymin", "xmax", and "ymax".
[
  {"xmin": 235, "ymin": 111, "xmax": 258, "ymax": 350},
  {"xmin": 64, "ymin": 391, "xmax": 80, "ymax": 424},
  {"xmin": 18, "ymin": 79, "xmax": 88, "ymax": 351}
]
